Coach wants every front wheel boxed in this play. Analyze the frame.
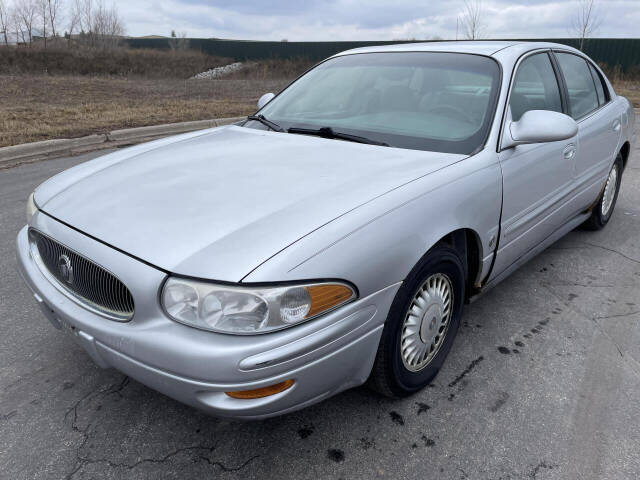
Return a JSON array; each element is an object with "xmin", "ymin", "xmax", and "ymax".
[
  {"xmin": 368, "ymin": 245, "xmax": 465, "ymax": 398},
  {"xmin": 582, "ymin": 154, "xmax": 623, "ymax": 230}
]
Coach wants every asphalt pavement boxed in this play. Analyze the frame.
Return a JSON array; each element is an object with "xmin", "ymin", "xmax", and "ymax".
[{"xmin": 1, "ymin": 134, "xmax": 640, "ymax": 479}]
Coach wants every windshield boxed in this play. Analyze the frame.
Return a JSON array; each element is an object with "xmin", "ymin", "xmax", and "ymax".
[{"xmin": 252, "ymin": 52, "xmax": 501, "ymax": 154}]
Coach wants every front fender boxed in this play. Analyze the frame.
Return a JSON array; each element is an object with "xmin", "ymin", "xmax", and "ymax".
[{"xmin": 243, "ymin": 151, "xmax": 502, "ymax": 298}]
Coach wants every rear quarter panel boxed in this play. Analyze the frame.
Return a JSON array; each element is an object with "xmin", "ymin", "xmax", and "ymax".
[{"xmin": 620, "ymin": 96, "xmax": 636, "ymax": 165}]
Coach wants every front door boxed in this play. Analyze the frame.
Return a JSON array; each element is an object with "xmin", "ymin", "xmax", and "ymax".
[{"xmin": 492, "ymin": 50, "xmax": 577, "ymax": 278}]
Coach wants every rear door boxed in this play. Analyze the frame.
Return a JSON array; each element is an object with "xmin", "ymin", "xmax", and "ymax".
[
  {"xmin": 492, "ymin": 50, "xmax": 576, "ymax": 278},
  {"xmin": 553, "ymin": 51, "xmax": 621, "ymax": 210}
]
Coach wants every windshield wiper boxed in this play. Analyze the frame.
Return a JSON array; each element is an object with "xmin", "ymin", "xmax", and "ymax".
[
  {"xmin": 246, "ymin": 114, "xmax": 284, "ymax": 132},
  {"xmin": 287, "ymin": 126, "xmax": 389, "ymax": 147}
]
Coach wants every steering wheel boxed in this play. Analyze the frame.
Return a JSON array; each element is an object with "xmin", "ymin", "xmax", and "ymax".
[{"xmin": 425, "ymin": 105, "xmax": 475, "ymax": 124}]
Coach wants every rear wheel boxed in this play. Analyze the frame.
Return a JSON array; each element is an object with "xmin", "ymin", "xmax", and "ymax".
[
  {"xmin": 368, "ymin": 245, "xmax": 465, "ymax": 397},
  {"xmin": 582, "ymin": 154, "xmax": 623, "ymax": 230}
]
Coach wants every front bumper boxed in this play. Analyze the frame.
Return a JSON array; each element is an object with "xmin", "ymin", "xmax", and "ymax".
[{"xmin": 16, "ymin": 214, "xmax": 400, "ymax": 419}]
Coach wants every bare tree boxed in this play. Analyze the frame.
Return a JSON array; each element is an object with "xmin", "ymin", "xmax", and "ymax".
[
  {"xmin": 47, "ymin": 0, "xmax": 61, "ymax": 38},
  {"xmin": 73, "ymin": 0, "xmax": 123, "ymax": 48},
  {"xmin": 77, "ymin": 0, "xmax": 91, "ymax": 32},
  {"xmin": 65, "ymin": 0, "xmax": 81, "ymax": 45},
  {"xmin": 36, "ymin": 0, "xmax": 47, "ymax": 46},
  {"xmin": 12, "ymin": 7, "xmax": 26, "ymax": 43},
  {"xmin": 75, "ymin": 0, "xmax": 93, "ymax": 44},
  {"xmin": 16, "ymin": 0, "xmax": 37, "ymax": 45},
  {"xmin": 0, "ymin": 0, "xmax": 10, "ymax": 45},
  {"xmin": 92, "ymin": 0, "xmax": 124, "ymax": 48},
  {"xmin": 460, "ymin": 0, "xmax": 484, "ymax": 40},
  {"xmin": 572, "ymin": 0, "xmax": 602, "ymax": 51},
  {"xmin": 168, "ymin": 29, "xmax": 188, "ymax": 50}
]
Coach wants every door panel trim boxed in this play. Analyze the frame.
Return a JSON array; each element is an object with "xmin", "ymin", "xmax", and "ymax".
[
  {"xmin": 492, "ymin": 173, "xmax": 603, "ymax": 282},
  {"xmin": 503, "ymin": 178, "xmax": 574, "ymax": 239}
]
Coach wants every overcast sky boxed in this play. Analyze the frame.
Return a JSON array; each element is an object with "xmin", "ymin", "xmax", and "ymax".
[{"xmin": 118, "ymin": 0, "xmax": 639, "ymax": 40}]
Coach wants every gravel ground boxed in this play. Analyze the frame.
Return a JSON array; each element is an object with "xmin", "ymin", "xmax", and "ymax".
[{"xmin": 1, "ymin": 129, "xmax": 639, "ymax": 480}]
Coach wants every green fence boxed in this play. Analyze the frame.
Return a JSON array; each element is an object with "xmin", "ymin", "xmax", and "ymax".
[{"xmin": 125, "ymin": 38, "xmax": 640, "ymax": 71}]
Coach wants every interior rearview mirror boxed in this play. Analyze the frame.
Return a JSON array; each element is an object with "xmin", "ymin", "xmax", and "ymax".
[
  {"xmin": 257, "ymin": 92, "xmax": 275, "ymax": 109},
  {"xmin": 502, "ymin": 110, "xmax": 578, "ymax": 150}
]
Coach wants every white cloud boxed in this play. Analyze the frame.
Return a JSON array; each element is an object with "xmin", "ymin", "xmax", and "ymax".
[{"xmin": 115, "ymin": 0, "xmax": 639, "ymax": 39}]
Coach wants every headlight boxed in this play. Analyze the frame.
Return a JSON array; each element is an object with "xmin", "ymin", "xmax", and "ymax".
[
  {"xmin": 161, "ymin": 277, "xmax": 356, "ymax": 334},
  {"xmin": 26, "ymin": 192, "xmax": 38, "ymax": 224}
]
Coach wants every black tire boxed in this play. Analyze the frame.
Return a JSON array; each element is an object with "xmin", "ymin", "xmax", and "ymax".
[
  {"xmin": 582, "ymin": 154, "xmax": 623, "ymax": 231},
  {"xmin": 368, "ymin": 245, "xmax": 465, "ymax": 398}
]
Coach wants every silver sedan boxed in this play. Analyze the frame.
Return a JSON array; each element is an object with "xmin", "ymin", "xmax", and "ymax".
[{"xmin": 17, "ymin": 41, "xmax": 635, "ymax": 419}]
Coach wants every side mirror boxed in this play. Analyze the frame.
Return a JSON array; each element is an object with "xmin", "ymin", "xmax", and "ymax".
[
  {"xmin": 502, "ymin": 110, "xmax": 578, "ymax": 150},
  {"xmin": 257, "ymin": 92, "xmax": 275, "ymax": 109}
]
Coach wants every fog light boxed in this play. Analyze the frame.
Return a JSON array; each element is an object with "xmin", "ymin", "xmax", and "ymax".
[{"xmin": 225, "ymin": 379, "xmax": 294, "ymax": 399}]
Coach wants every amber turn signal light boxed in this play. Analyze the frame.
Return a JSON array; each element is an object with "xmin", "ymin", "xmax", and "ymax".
[
  {"xmin": 305, "ymin": 284, "xmax": 354, "ymax": 318},
  {"xmin": 225, "ymin": 379, "xmax": 294, "ymax": 399}
]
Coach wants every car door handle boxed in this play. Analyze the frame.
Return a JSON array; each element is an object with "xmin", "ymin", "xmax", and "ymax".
[
  {"xmin": 612, "ymin": 119, "xmax": 621, "ymax": 132},
  {"xmin": 563, "ymin": 144, "xmax": 576, "ymax": 160}
]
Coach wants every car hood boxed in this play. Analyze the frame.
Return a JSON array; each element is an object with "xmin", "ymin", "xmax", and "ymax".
[{"xmin": 38, "ymin": 126, "xmax": 464, "ymax": 281}]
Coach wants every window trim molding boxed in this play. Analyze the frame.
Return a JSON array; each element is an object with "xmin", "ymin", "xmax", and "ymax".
[
  {"xmin": 587, "ymin": 61, "xmax": 611, "ymax": 106},
  {"xmin": 548, "ymin": 51, "xmax": 569, "ymax": 115}
]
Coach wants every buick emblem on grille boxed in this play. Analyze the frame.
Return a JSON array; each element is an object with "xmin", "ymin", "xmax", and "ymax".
[{"xmin": 58, "ymin": 254, "xmax": 74, "ymax": 285}]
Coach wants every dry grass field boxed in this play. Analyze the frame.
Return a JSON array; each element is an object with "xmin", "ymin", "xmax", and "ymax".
[
  {"xmin": 0, "ymin": 48, "xmax": 313, "ymax": 147},
  {"xmin": 0, "ymin": 75, "xmax": 290, "ymax": 147},
  {"xmin": 612, "ymin": 80, "xmax": 640, "ymax": 108}
]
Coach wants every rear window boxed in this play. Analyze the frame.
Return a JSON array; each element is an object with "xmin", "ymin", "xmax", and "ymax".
[{"xmin": 555, "ymin": 52, "xmax": 600, "ymax": 119}]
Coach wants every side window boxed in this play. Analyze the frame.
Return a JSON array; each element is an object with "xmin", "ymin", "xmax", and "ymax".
[
  {"xmin": 588, "ymin": 63, "xmax": 608, "ymax": 105},
  {"xmin": 510, "ymin": 53, "xmax": 562, "ymax": 122},
  {"xmin": 555, "ymin": 52, "xmax": 599, "ymax": 119}
]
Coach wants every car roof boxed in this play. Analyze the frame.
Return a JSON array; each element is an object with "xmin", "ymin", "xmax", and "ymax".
[{"xmin": 334, "ymin": 40, "xmax": 581, "ymax": 58}]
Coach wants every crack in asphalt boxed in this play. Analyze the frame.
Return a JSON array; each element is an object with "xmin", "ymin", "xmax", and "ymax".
[
  {"xmin": 64, "ymin": 376, "xmax": 131, "ymax": 480},
  {"xmin": 595, "ymin": 310, "xmax": 640, "ymax": 319},
  {"xmin": 64, "ymin": 376, "xmax": 130, "ymax": 430},
  {"xmin": 541, "ymin": 283, "xmax": 625, "ymax": 356},
  {"xmin": 198, "ymin": 453, "xmax": 261, "ymax": 472},
  {"xmin": 550, "ymin": 242, "xmax": 640, "ymax": 265},
  {"xmin": 540, "ymin": 283, "xmax": 640, "ymax": 378},
  {"xmin": 537, "ymin": 279, "xmax": 635, "ymax": 289},
  {"xmin": 62, "ymin": 375, "xmax": 259, "ymax": 479},
  {"xmin": 68, "ymin": 445, "xmax": 259, "ymax": 476}
]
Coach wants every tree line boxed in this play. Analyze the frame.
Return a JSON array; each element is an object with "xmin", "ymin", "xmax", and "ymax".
[{"xmin": 0, "ymin": 0, "xmax": 125, "ymax": 48}]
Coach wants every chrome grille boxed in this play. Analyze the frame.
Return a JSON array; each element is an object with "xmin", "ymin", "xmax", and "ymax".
[{"xmin": 29, "ymin": 229, "xmax": 134, "ymax": 321}]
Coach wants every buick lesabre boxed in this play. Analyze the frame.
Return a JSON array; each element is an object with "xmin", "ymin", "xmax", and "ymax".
[{"xmin": 17, "ymin": 41, "xmax": 634, "ymax": 419}]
